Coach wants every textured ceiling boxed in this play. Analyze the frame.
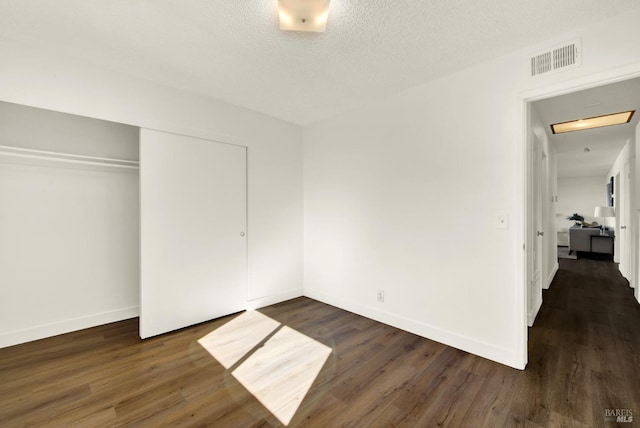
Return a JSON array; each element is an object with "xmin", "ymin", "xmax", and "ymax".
[
  {"xmin": 533, "ymin": 77, "xmax": 640, "ymax": 178},
  {"xmin": 1, "ymin": 0, "xmax": 640, "ymax": 125}
]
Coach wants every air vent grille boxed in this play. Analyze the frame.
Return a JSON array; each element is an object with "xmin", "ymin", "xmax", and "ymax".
[
  {"xmin": 530, "ymin": 40, "xmax": 581, "ymax": 77},
  {"xmin": 531, "ymin": 52, "xmax": 552, "ymax": 76}
]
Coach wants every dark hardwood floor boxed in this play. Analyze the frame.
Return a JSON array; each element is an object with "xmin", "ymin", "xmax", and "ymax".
[{"xmin": 1, "ymin": 258, "xmax": 639, "ymax": 427}]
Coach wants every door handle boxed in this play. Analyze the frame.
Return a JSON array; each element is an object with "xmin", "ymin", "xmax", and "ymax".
[
  {"xmin": 621, "ymin": 226, "xmax": 627, "ymax": 229},
  {"xmin": 537, "ymin": 231, "xmax": 544, "ymax": 236}
]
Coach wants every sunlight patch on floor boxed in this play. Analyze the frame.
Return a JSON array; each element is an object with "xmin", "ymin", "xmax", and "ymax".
[
  {"xmin": 198, "ymin": 311, "xmax": 332, "ymax": 425},
  {"xmin": 231, "ymin": 326, "xmax": 332, "ymax": 425},
  {"xmin": 198, "ymin": 310, "xmax": 280, "ymax": 369}
]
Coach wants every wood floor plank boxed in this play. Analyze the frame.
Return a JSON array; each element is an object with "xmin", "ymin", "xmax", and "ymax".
[
  {"xmin": 547, "ymin": 410, "xmax": 591, "ymax": 428},
  {"xmin": 329, "ymin": 363, "xmax": 416, "ymax": 427},
  {"xmin": 1, "ymin": 259, "xmax": 639, "ymax": 427},
  {"xmin": 590, "ymin": 370, "xmax": 634, "ymax": 428},
  {"xmin": 290, "ymin": 392, "xmax": 348, "ymax": 427},
  {"xmin": 462, "ymin": 364, "xmax": 519, "ymax": 427},
  {"xmin": 3, "ymin": 384, "xmax": 92, "ymax": 426},
  {"xmin": 414, "ymin": 368, "xmax": 484, "ymax": 427},
  {"xmin": 549, "ymin": 341, "xmax": 592, "ymax": 426},
  {"xmin": 389, "ymin": 346, "xmax": 469, "ymax": 426}
]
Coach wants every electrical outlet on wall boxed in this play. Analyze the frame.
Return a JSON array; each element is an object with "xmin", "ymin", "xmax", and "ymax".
[{"xmin": 377, "ymin": 289, "xmax": 384, "ymax": 303}]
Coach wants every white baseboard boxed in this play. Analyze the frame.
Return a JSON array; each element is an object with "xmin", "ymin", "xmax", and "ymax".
[
  {"xmin": 246, "ymin": 288, "xmax": 303, "ymax": 310},
  {"xmin": 545, "ymin": 263, "xmax": 559, "ymax": 289},
  {"xmin": 0, "ymin": 306, "xmax": 139, "ymax": 349},
  {"xmin": 303, "ymin": 288, "xmax": 522, "ymax": 369},
  {"xmin": 528, "ymin": 296, "xmax": 543, "ymax": 327},
  {"xmin": 1, "ymin": 288, "xmax": 305, "ymax": 350}
]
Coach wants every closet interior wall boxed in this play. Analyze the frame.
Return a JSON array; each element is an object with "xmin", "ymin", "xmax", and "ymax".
[{"xmin": 0, "ymin": 101, "xmax": 140, "ymax": 348}]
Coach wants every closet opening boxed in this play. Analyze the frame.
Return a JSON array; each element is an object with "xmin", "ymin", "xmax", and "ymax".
[{"xmin": 0, "ymin": 101, "xmax": 140, "ymax": 349}]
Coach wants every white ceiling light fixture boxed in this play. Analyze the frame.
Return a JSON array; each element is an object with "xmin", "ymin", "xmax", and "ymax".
[
  {"xmin": 551, "ymin": 110, "xmax": 635, "ymax": 134},
  {"xmin": 278, "ymin": 0, "xmax": 331, "ymax": 33}
]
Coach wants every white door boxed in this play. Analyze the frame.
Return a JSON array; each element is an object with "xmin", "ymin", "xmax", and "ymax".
[
  {"xmin": 619, "ymin": 162, "xmax": 630, "ymax": 278},
  {"xmin": 529, "ymin": 133, "xmax": 543, "ymax": 326},
  {"xmin": 139, "ymin": 129, "xmax": 247, "ymax": 339}
]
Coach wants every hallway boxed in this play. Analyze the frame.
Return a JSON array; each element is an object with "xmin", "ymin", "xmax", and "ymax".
[{"xmin": 527, "ymin": 258, "xmax": 640, "ymax": 426}]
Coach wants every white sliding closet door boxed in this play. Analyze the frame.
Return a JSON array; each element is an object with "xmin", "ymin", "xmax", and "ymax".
[{"xmin": 140, "ymin": 129, "xmax": 247, "ymax": 338}]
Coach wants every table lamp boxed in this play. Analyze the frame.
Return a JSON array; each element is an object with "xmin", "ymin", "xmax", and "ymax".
[{"xmin": 594, "ymin": 206, "xmax": 615, "ymax": 235}]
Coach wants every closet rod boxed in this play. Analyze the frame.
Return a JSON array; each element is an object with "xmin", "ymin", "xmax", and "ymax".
[{"xmin": 0, "ymin": 145, "xmax": 139, "ymax": 169}]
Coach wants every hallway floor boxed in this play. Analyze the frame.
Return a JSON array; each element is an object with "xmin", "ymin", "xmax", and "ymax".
[{"xmin": 526, "ymin": 258, "xmax": 640, "ymax": 426}]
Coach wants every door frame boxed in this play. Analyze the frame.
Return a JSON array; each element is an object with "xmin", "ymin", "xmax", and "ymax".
[
  {"xmin": 617, "ymin": 161, "xmax": 632, "ymax": 278},
  {"xmin": 616, "ymin": 170, "xmax": 622, "ymax": 265},
  {"xmin": 516, "ymin": 62, "xmax": 640, "ymax": 369},
  {"xmin": 528, "ymin": 131, "xmax": 544, "ymax": 327}
]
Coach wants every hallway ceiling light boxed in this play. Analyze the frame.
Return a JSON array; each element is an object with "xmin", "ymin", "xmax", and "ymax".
[
  {"xmin": 551, "ymin": 110, "xmax": 635, "ymax": 134},
  {"xmin": 278, "ymin": 0, "xmax": 330, "ymax": 33}
]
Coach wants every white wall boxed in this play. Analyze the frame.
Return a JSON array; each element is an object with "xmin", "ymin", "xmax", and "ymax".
[
  {"xmin": 0, "ymin": 40, "xmax": 303, "ymax": 347},
  {"xmin": 303, "ymin": 10, "xmax": 640, "ymax": 368},
  {"xmin": 0, "ymin": 162, "xmax": 140, "ymax": 347},
  {"xmin": 0, "ymin": 101, "xmax": 139, "ymax": 159},
  {"xmin": 557, "ymin": 176, "xmax": 607, "ymax": 227}
]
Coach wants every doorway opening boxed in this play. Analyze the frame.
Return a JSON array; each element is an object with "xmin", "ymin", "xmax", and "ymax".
[{"xmin": 521, "ymin": 69, "xmax": 640, "ymax": 367}]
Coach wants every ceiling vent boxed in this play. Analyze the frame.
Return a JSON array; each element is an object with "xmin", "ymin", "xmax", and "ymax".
[{"xmin": 530, "ymin": 39, "xmax": 581, "ymax": 77}]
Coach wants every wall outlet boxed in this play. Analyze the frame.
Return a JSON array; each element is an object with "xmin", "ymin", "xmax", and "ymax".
[{"xmin": 377, "ymin": 289, "xmax": 384, "ymax": 303}]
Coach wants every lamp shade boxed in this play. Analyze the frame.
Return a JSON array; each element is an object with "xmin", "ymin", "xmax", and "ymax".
[
  {"xmin": 278, "ymin": 0, "xmax": 330, "ymax": 32},
  {"xmin": 594, "ymin": 206, "xmax": 615, "ymax": 217}
]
